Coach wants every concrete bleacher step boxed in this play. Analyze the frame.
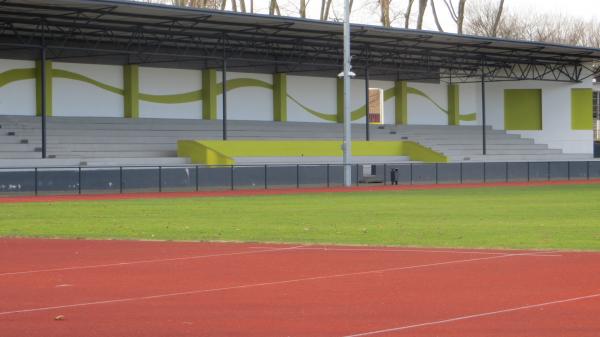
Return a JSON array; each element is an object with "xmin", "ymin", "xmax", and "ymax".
[
  {"xmin": 0, "ymin": 116, "xmax": 592, "ymax": 166},
  {"xmin": 0, "ymin": 157, "xmax": 191, "ymax": 168},
  {"xmin": 233, "ymin": 156, "xmax": 412, "ymax": 165}
]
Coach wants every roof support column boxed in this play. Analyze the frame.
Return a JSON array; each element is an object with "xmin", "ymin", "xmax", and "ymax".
[
  {"xmin": 37, "ymin": 47, "xmax": 50, "ymax": 159},
  {"xmin": 481, "ymin": 62, "xmax": 487, "ymax": 156},
  {"xmin": 364, "ymin": 62, "xmax": 370, "ymax": 141},
  {"xmin": 222, "ymin": 41, "xmax": 228, "ymax": 141}
]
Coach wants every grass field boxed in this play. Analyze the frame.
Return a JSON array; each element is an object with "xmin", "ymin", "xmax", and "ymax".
[{"xmin": 2, "ymin": 184, "xmax": 600, "ymax": 251}]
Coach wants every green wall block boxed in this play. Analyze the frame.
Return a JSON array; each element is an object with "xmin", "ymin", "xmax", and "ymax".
[
  {"xmin": 35, "ymin": 60, "xmax": 53, "ymax": 117},
  {"xmin": 336, "ymin": 78, "xmax": 344, "ymax": 123},
  {"xmin": 273, "ymin": 73, "xmax": 287, "ymax": 122},
  {"xmin": 447, "ymin": 84, "xmax": 460, "ymax": 125},
  {"xmin": 504, "ymin": 89, "xmax": 542, "ymax": 130},
  {"xmin": 123, "ymin": 64, "xmax": 139, "ymax": 118},
  {"xmin": 571, "ymin": 88, "xmax": 593, "ymax": 130},
  {"xmin": 202, "ymin": 69, "xmax": 217, "ymax": 120},
  {"xmin": 395, "ymin": 81, "xmax": 408, "ymax": 125}
]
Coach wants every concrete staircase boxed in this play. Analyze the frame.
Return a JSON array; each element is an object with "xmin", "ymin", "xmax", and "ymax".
[{"xmin": 0, "ymin": 116, "xmax": 592, "ymax": 167}]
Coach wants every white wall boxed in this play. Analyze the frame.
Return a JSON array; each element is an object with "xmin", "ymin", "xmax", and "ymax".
[
  {"xmin": 407, "ymin": 82, "xmax": 448, "ymax": 125},
  {"xmin": 139, "ymin": 67, "xmax": 202, "ymax": 119},
  {"xmin": 287, "ymin": 75, "xmax": 337, "ymax": 123},
  {"xmin": 0, "ymin": 59, "xmax": 36, "ymax": 116},
  {"xmin": 53, "ymin": 62, "xmax": 123, "ymax": 118},
  {"xmin": 216, "ymin": 72, "xmax": 273, "ymax": 121},
  {"xmin": 482, "ymin": 79, "xmax": 593, "ymax": 154}
]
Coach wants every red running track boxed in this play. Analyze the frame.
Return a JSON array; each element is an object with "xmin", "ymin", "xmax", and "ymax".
[{"xmin": 1, "ymin": 238, "xmax": 600, "ymax": 337}]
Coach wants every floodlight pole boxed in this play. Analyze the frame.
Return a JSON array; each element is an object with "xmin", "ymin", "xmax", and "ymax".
[
  {"xmin": 342, "ymin": 0, "xmax": 352, "ymax": 187},
  {"xmin": 481, "ymin": 57, "xmax": 487, "ymax": 155}
]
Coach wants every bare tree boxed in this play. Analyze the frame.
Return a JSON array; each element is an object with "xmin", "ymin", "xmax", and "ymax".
[
  {"xmin": 404, "ymin": 0, "xmax": 415, "ymax": 28},
  {"xmin": 269, "ymin": 0, "xmax": 281, "ymax": 15},
  {"xmin": 416, "ymin": 0, "xmax": 428, "ymax": 30},
  {"xmin": 299, "ymin": 0, "xmax": 307, "ymax": 18},
  {"xmin": 320, "ymin": 0, "xmax": 333, "ymax": 20},
  {"xmin": 379, "ymin": 0, "xmax": 391, "ymax": 27}
]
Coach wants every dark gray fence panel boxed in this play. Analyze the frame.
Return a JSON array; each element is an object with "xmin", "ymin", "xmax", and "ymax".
[
  {"xmin": 232, "ymin": 166, "xmax": 265, "ymax": 189},
  {"xmin": 461, "ymin": 163, "xmax": 484, "ymax": 183},
  {"xmin": 299, "ymin": 165, "xmax": 328, "ymax": 187},
  {"xmin": 81, "ymin": 168, "xmax": 120, "ymax": 194},
  {"xmin": 265, "ymin": 166, "xmax": 297, "ymax": 188},
  {"xmin": 411, "ymin": 164, "xmax": 436, "ymax": 185},
  {"xmin": 568, "ymin": 162, "xmax": 588, "ymax": 180},
  {"xmin": 437, "ymin": 163, "xmax": 461, "ymax": 184},
  {"xmin": 0, "ymin": 169, "xmax": 35, "ymax": 194},
  {"xmin": 37, "ymin": 168, "xmax": 79, "ymax": 194},
  {"xmin": 549, "ymin": 162, "xmax": 569, "ymax": 181},
  {"xmin": 161, "ymin": 167, "xmax": 196, "ymax": 192},
  {"xmin": 589, "ymin": 162, "xmax": 600, "ymax": 179},
  {"xmin": 197, "ymin": 166, "xmax": 231, "ymax": 190},
  {"xmin": 484, "ymin": 163, "xmax": 507, "ymax": 183},
  {"xmin": 507, "ymin": 162, "xmax": 529, "ymax": 182},
  {"xmin": 529, "ymin": 162, "xmax": 549, "ymax": 181},
  {"xmin": 122, "ymin": 167, "xmax": 159, "ymax": 192}
]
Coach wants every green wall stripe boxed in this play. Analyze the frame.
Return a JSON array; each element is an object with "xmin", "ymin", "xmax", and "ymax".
[
  {"xmin": 504, "ymin": 89, "xmax": 543, "ymax": 131},
  {"xmin": 447, "ymin": 84, "xmax": 460, "ymax": 125},
  {"xmin": 0, "ymin": 68, "xmax": 35, "ymax": 87},
  {"xmin": 571, "ymin": 88, "xmax": 593, "ymax": 130},
  {"xmin": 394, "ymin": 81, "xmax": 408, "ymax": 125},
  {"xmin": 35, "ymin": 61, "xmax": 52, "ymax": 117},
  {"xmin": 0, "ymin": 66, "xmax": 476, "ymax": 123},
  {"xmin": 123, "ymin": 65, "xmax": 139, "ymax": 119},
  {"xmin": 273, "ymin": 73, "xmax": 287, "ymax": 122},
  {"xmin": 54, "ymin": 69, "xmax": 124, "ymax": 95},
  {"xmin": 202, "ymin": 69, "xmax": 217, "ymax": 120}
]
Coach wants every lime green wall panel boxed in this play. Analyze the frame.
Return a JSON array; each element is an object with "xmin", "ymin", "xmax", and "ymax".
[
  {"xmin": 571, "ymin": 88, "xmax": 593, "ymax": 130},
  {"xmin": 273, "ymin": 73, "xmax": 287, "ymax": 122},
  {"xmin": 504, "ymin": 89, "xmax": 542, "ymax": 130},
  {"xmin": 123, "ymin": 64, "xmax": 139, "ymax": 118},
  {"xmin": 394, "ymin": 81, "xmax": 408, "ymax": 125},
  {"xmin": 177, "ymin": 140, "xmax": 447, "ymax": 165},
  {"xmin": 336, "ymin": 78, "xmax": 344, "ymax": 123},
  {"xmin": 35, "ymin": 60, "xmax": 52, "ymax": 117},
  {"xmin": 447, "ymin": 84, "xmax": 460, "ymax": 125},
  {"xmin": 202, "ymin": 69, "xmax": 217, "ymax": 120}
]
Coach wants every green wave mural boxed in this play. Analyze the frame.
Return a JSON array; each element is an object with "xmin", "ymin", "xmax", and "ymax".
[{"xmin": 0, "ymin": 67, "xmax": 476, "ymax": 122}]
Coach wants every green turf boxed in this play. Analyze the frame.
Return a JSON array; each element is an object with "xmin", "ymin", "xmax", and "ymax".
[{"xmin": 1, "ymin": 184, "xmax": 600, "ymax": 251}]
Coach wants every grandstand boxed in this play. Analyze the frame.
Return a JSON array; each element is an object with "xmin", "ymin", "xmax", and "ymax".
[
  {"xmin": 0, "ymin": 0, "xmax": 599, "ymax": 181},
  {"xmin": 0, "ymin": 116, "xmax": 592, "ymax": 167}
]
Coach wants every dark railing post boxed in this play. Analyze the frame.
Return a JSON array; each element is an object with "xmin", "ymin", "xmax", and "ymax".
[
  {"xmin": 326, "ymin": 164, "xmax": 330, "ymax": 188},
  {"xmin": 119, "ymin": 166, "xmax": 123, "ymax": 193},
  {"xmin": 158, "ymin": 166, "xmax": 162, "ymax": 192},
  {"xmin": 195, "ymin": 165, "xmax": 199, "ymax": 192},
  {"xmin": 264, "ymin": 165, "xmax": 268, "ymax": 189},
  {"xmin": 230, "ymin": 165, "xmax": 234, "ymax": 190},
  {"xmin": 222, "ymin": 37, "xmax": 228, "ymax": 141},
  {"xmin": 481, "ymin": 58, "xmax": 487, "ymax": 156},
  {"xmin": 383, "ymin": 164, "xmax": 387, "ymax": 185},
  {"xmin": 34, "ymin": 168, "xmax": 38, "ymax": 196},
  {"xmin": 296, "ymin": 164, "xmax": 300, "ymax": 188},
  {"xmin": 435, "ymin": 163, "xmax": 439, "ymax": 184},
  {"xmin": 78, "ymin": 167, "xmax": 82, "ymax": 194},
  {"xmin": 409, "ymin": 163, "xmax": 413, "ymax": 185},
  {"xmin": 459, "ymin": 162, "xmax": 463, "ymax": 184},
  {"xmin": 364, "ymin": 60, "xmax": 370, "ymax": 141},
  {"xmin": 355, "ymin": 164, "xmax": 359, "ymax": 186}
]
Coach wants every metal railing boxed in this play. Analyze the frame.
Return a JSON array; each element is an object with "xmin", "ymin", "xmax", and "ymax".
[{"xmin": 1, "ymin": 161, "xmax": 599, "ymax": 196}]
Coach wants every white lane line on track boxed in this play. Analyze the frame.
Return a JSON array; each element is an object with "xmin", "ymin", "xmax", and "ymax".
[
  {"xmin": 342, "ymin": 292, "xmax": 600, "ymax": 337},
  {"xmin": 0, "ymin": 252, "xmax": 537, "ymax": 316},
  {"xmin": 0, "ymin": 245, "xmax": 303, "ymax": 277},
  {"xmin": 248, "ymin": 246, "xmax": 562, "ymax": 257}
]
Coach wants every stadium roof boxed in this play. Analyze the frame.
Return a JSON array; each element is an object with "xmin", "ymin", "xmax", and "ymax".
[{"xmin": 0, "ymin": 0, "xmax": 599, "ymax": 82}]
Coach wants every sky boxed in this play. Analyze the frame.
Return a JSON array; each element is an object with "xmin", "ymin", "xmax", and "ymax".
[{"xmin": 260, "ymin": 0, "xmax": 599, "ymax": 33}]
